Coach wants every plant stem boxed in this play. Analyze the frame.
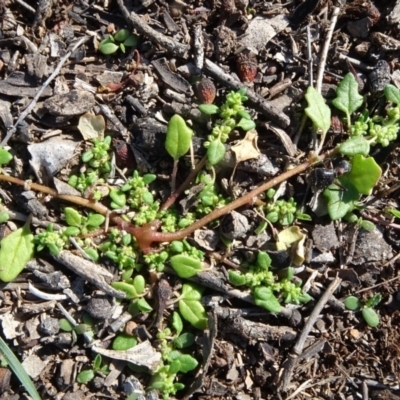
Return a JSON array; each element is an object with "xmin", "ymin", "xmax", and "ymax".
[{"xmin": 0, "ymin": 147, "xmax": 338, "ymax": 254}]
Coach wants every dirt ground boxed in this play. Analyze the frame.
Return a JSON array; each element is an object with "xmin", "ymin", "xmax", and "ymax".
[{"xmin": 0, "ymin": 0, "xmax": 400, "ymax": 399}]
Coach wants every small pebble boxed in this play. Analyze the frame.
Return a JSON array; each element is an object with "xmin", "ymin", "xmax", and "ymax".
[
  {"xmin": 39, "ymin": 318, "xmax": 60, "ymax": 336},
  {"xmin": 85, "ymin": 296, "xmax": 115, "ymax": 319}
]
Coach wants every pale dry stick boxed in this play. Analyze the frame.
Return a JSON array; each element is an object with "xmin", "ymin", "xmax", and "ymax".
[
  {"xmin": 280, "ymin": 276, "xmax": 342, "ymax": 392},
  {"xmin": 1, "ymin": 35, "xmax": 90, "ymax": 147},
  {"xmin": 116, "ymin": 0, "xmax": 189, "ymax": 58},
  {"xmin": 315, "ymin": 6, "xmax": 341, "ymax": 94},
  {"xmin": 306, "ymin": 24, "xmax": 313, "ymax": 87},
  {"xmin": 315, "ymin": 6, "xmax": 341, "ymax": 154},
  {"xmin": 204, "ymin": 58, "xmax": 290, "ymax": 129},
  {"xmin": 193, "ymin": 25, "xmax": 204, "ymax": 73},
  {"xmin": 14, "ymin": 0, "xmax": 36, "ymax": 13}
]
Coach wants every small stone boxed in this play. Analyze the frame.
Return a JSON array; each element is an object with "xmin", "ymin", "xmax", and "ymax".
[
  {"xmin": 39, "ymin": 317, "xmax": 60, "ymax": 336},
  {"xmin": 85, "ymin": 296, "xmax": 115, "ymax": 319}
]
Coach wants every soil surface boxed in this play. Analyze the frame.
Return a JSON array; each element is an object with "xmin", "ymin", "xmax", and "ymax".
[{"xmin": 0, "ymin": 0, "xmax": 400, "ymax": 399}]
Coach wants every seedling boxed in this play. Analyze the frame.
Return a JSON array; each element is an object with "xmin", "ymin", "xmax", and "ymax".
[
  {"xmin": 344, "ymin": 293, "xmax": 381, "ymax": 328},
  {"xmin": 165, "ymin": 115, "xmax": 193, "ymax": 192},
  {"xmin": 199, "ymin": 89, "xmax": 256, "ymax": 165},
  {"xmin": 98, "ymin": 29, "xmax": 138, "ymax": 55},
  {"xmin": 228, "ymin": 251, "xmax": 312, "ymax": 312},
  {"xmin": 148, "ymin": 311, "xmax": 199, "ymax": 399},
  {"xmin": 76, "ymin": 354, "xmax": 109, "ymax": 384}
]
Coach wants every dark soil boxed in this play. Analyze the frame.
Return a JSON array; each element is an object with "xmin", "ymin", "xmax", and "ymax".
[{"xmin": 0, "ymin": 0, "xmax": 400, "ymax": 399}]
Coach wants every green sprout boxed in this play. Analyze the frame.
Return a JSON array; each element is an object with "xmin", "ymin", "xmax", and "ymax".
[
  {"xmin": 228, "ymin": 251, "xmax": 312, "ymax": 312},
  {"xmin": 199, "ymin": 89, "xmax": 256, "ymax": 165},
  {"xmin": 76, "ymin": 354, "xmax": 110, "ymax": 384},
  {"xmin": 148, "ymin": 312, "xmax": 200, "ymax": 399},
  {"xmin": 344, "ymin": 293, "xmax": 381, "ymax": 328},
  {"xmin": 98, "ymin": 29, "xmax": 138, "ymax": 55}
]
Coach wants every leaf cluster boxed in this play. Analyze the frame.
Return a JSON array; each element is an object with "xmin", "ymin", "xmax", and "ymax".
[
  {"xmin": 199, "ymin": 89, "xmax": 256, "ymax": 165},
  {"xmin": 98, "ymin": 29, "xmax": 138, "ymax": 55},
  {"xmin": 228, "ymin": 252, "xmax": 312, "ymax": 312},
  {"xmin": 344, "ymin": 293, "xmax": 381, "ymax": 328}
]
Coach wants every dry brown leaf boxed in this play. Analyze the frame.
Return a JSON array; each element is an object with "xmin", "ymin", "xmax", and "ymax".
[
  {"xmin": 78, "ymin": 113, "xmax": 105, "ymax": 140},
  {"xmin": 231, "ymin": 129, "xmax": 260, "ymax": 164}
]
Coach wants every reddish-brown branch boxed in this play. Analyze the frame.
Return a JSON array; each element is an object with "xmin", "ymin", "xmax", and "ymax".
[{"xmin": 0, "ymin": 147, "xmax": 338, "ymax": 254}]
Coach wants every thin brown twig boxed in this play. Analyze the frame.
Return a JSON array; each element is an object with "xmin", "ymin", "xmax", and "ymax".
[
  {"xmin": 1, "ymin": 35, "xmax": 90, "ymax": 146},
  {"xmin": 116, "ymin": 0, "xmax": 189, "ymax": 58}
]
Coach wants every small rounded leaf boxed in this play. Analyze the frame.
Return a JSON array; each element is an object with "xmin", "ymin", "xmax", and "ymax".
[
  {"xmin": 362, "ymin": 307, "xmax": 380, "ymax": 327},
  {"xmin": 112, "ymin": 333, "xmax": 137, "ymax": 350},
  {"xmin": 114, "ymin": 29, "xmax": 130, "ymax": 42},
  {"xmin": 207, "ymin": 139, "xmax": 226, "ymax": 165},
  {"xmin": 344, "ymin": 296, "xmax": 362, "ymax": 310},
  {"xmin": 77, "ymin": 369, "xmax": 95, "ymax": 384},
  {"xmin": 99, "ymin": 39, "xmax": 119, "ymax": 55},
  {"xmin": 170, "ymin": 255, "xmax": 202, "ymax": 278}
]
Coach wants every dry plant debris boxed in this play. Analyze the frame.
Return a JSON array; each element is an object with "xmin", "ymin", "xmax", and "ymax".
[{"xmin": 0, "ymin": 1, "xmax": 399, "ymax": 399}]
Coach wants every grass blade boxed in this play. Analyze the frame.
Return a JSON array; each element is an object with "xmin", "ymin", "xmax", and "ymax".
[{"xmin": 0, "ymin": 336, "xmax": 42, "ymax": 400}]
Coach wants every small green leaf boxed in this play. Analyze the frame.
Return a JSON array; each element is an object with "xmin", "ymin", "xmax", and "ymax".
[
  {"xmin": 237, "ymin": 109, "xmax": 252, "ymax": 120},
  {"xmin": 143, "ymin": 174, "xmax": 156, "ymax": 184},
  {"xmin": 64, "ymin": 226, "xmax": 80, "ymax": 236},
  {"xmin": 339, "ymin": 136, "xmax": 370, "ymax": 157},
  {"xmin": 0, "ymin": 210, "xmax": 9, "ymax": 224},
  {"xmin": 387, "ymin": 207, "xmax": 400, "ymax": 219},
  {"xmin": 360, "ymin": 220, "xmax": 375, "ymax": 231},
  {"xmin": 176, "ymin": 354, "xmax": 198, "ymax": 373},
  {"xmin": 77, "ymin": 369, "xmax": 95, "ymax": 384},
  {"xmin": 86, "ymin": 214, "xmax": 105, "ymax": 228},
  {"xmin": 257, "ymin": 252, "xmax": 272, "ymax": 270},
  {"xmin": 198, "ymin": 104, "xmax": 219, "ymax": 115},
  {"xmin": 114, "ymin": 29, "xmax": 130, "ymax": 42},
  {"xmin": 59, "ymin": 318, "xmax": 74, "ymax": 332},
  {"xmin": 253, "ymin": 286, "xmax": 282, "ymax": 313},
  {"xmin": 112, "ymin": 333, "xmax": 137, "ymax": 350},
  {"xmin": 236, "ymin": 118, "xmax": 256, "ymax": 131},
  {"xmin": 119, "ymin": 43, "xmax": 126, "ymax": 53},
  {"xmin": 228, "ymin": 270, "xmax": 247, "ymax": 286},
  {"xmin": 93, "ymin": 354, "xmax": 102, "ymax": 370},
  {"xmin": 172, "ymin": 312, "xmax": 183, "ymax": 335},
  {"xmin": 343, "ymin": 154, "xmax": 382, "ymax": 195},
  {"xmin": 168, "ymin": 359, "xmax": 181, "ymax": 374},
  {"xmin": 344, "ymin": 296, "xmax": 362, "ymax": 310},
  {"xmin": 109, "ymin": 189, "xmax": 126, "ymax": 208},
  {"xmin": 207, "ymin": 139, "xmax": 225, "ymax": 165},
  {"xmin": 365, "ymin": 293, "xmax": 381, "ymax": 308},
  {"xmin": 181, "ymin": 283, "xmax": 203, "ymax": 301},
  {"xmin": 179, "ymin": 297, "xmax": 207, "ymax": 330},
  {"xmin": 0, "ymin": 224, "xmax": 34, "ymax": 282},
  {"xmin": 332, "ymin": 73, "xmax": 364, "ymax": 117},
  {"xmin": 174, "ymin": 332, "xmax": 195, "ymax": 349},
  {"xmin": 323, "ymin": 180, "xmax": 359, "ymax": 220},
  {"xmin": 111, "ymin": 282, "xmax": 138, "ymax": 299},
  {"xmin": 99, "ymin": 39, "xmax": 119, "ymax": 55},
  {"xmin": 384, "ymin": 84, "xmax": 400, "ymax": 104},
  {"xmin": 133, "ymin": 275, "xmax": 145, "ymax": 295},
  {"xmin": 362, "ymin": 307, "xmax": 379, "ymax": 327},
  {"xmin": 170, "ymin": 255, "xmax": 202, "ymax": 278},
  {"xmin": 165, "ymin": 114, "xmax": 193, "ymax": 161},
  {"xmin": 136, "ymin": 298, "xmax": 153, "ymax": 313},
  {"xmin": 0, "ymin": 147, "xmax": 13, "ymax": 165},
  {"xmin": 179, "ymin": 283, "xmax": 207, "ymax": 329},
  {"xmin": 84, "ymin": 248, "xmax": 99, "ymax": 262},
  {"xmin": 124, "ymin": 34, "xmax": 138, "ymax": 47},
  {"xmin": 64, "ymin": 207, "xmax": 82, "ymax": 227},
  {"xmin": 304, "ymin": 86, "xmax": 331, "ymax": 134}
]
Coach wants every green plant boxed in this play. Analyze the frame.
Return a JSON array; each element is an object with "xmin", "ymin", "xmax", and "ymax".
[
  {"xmin": 76, "ymin": 354, "xmax": 110, "ymax": 384},
  {"xmin": 68, "ymin": 136, "xmax": 113, "ymax": 199},
  {"xmin": 199, "ymin": 89, "xmax": 256, "ymax": 165},
  {"xmin": 228, "ymin": 251, "xmax": 312, "ymax": 312},
  {"xmin": 148, "ymin": 312, "xmax": 199, "ymax": 399},
  {"xmin": 0, "ymin": 220, "xmax": 34, "ymax": 282},
  {"xmin": 98, "ymin": 29, "xmax": 138, "ymax": 55},
  {"xmin": 344, "ymin": 293, "xmax": 381, "ymax": 327},
  {"xmin": 165, "ymin": 114, "xmax": 193, "ymax": 192},
  {"xmin": 0, "ymin": 336, "xmax": 41, "ymax": 400}
]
